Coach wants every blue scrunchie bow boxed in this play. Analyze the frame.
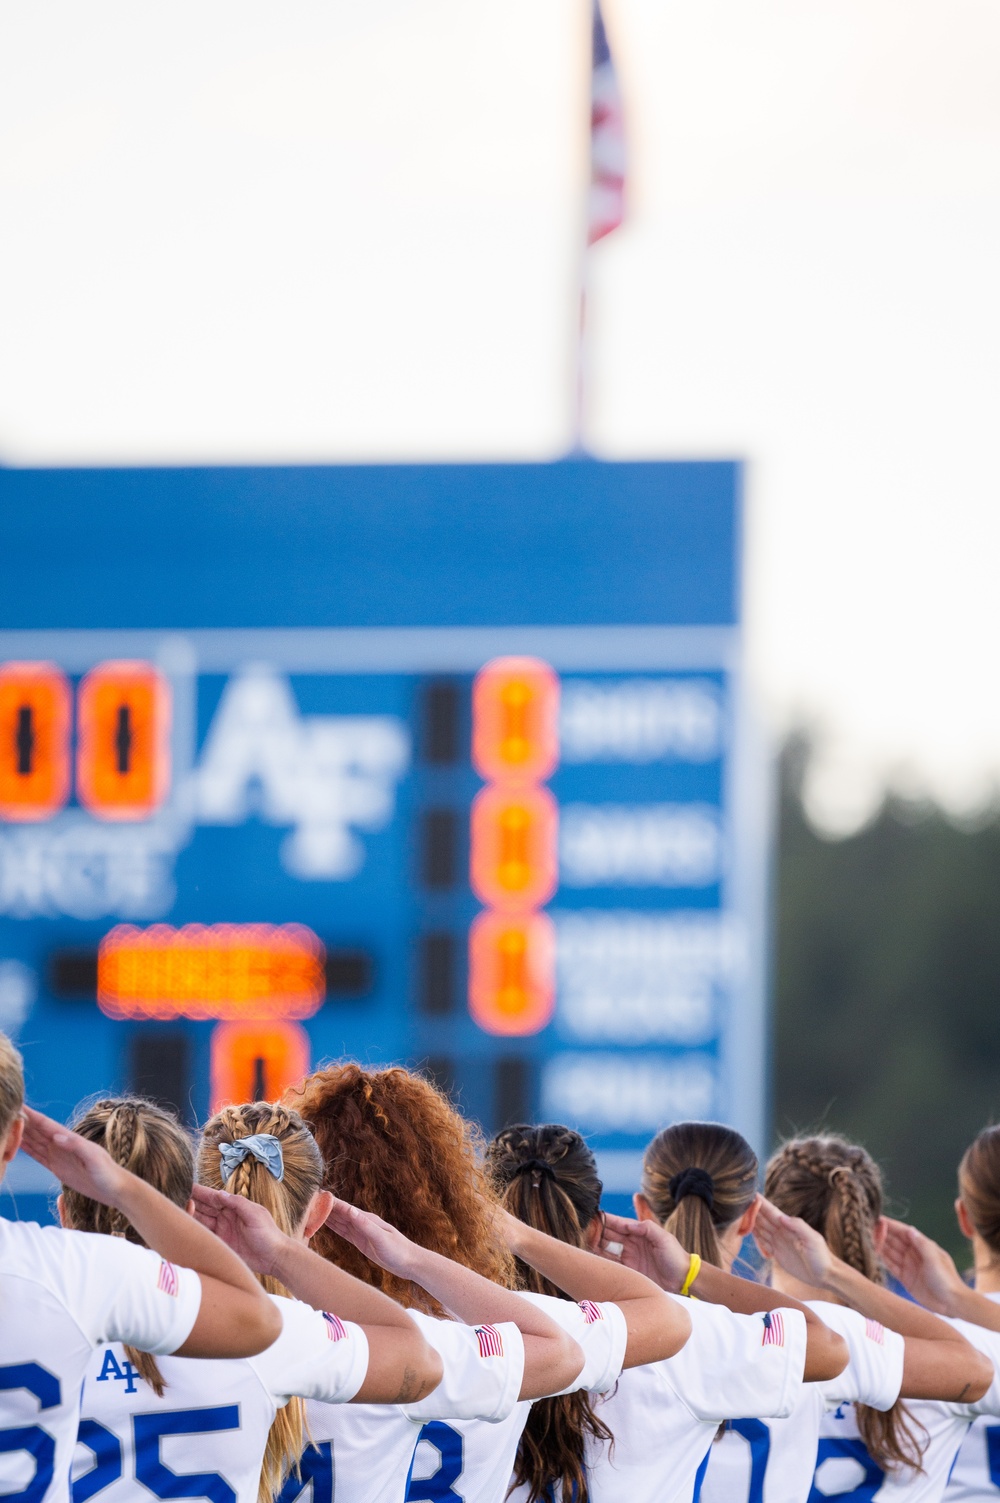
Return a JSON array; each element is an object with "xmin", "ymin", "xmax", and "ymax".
[{"xmin": 218, "ymin": 1134, "xmax": 285, "ymax": 1184}]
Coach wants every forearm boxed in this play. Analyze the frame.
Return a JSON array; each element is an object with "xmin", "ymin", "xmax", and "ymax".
[
  {"xmin": 934, "ymin": 1284, "xmax": 1000, "ymax": 1332},
  {"xmin": 402, "ymin": 1242, "xmax": 566, "ymax": 1337},
  {"xmin": 823, "ymin": 1259, "xmax": 967, "ymax": 1339},
  {"xmin": 117, "ymin": 1176, "xmax": 261, "ymax": 1295},
  {"xmin": 270, "ymin": 1238, "xmax": 420, "ymax": 1331},
  {"xmin": 511, "ymin": 1219, "xmax": 662, "ymax": 1305}
]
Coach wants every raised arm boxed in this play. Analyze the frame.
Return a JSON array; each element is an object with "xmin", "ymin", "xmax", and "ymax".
[
  {"xmin": 597, "ymin": 1208, "xmax": 846, "ymax": 1382},
  {"xmin": 323, "ymin": 1197, "xmax": 584, "ymax": 1400},
  {"xmin": 22, "ymin": 1108, "xmax": 281, "ymax": 1360},
  {"xmin": 191, "ymin": 1185, "xmax": 443, "ymax": 1403},
  {"xmin": 882, "ymin": 1218, "xmax": 1000, "ymax": 1335},
  {"xmin": 500, "ymin": 1207, "xmax": 691, "ymax": 1369},
  {"xmin": 754, "ymin": 1200, "xmax": 992, "ymax": 1403}
]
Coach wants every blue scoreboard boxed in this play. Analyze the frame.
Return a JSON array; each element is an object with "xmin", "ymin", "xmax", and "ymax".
[{"xmin": 0, "ymin": 458, "xmax": 768, "ymax": 1219}]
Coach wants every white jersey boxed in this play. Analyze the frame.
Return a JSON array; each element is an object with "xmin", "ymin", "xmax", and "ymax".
[
  {"xmin": 586, "ymin": 1297, "xmax": 808, "ymax": 1503},
  {"xmin": 698, "ymin": 1303, "xmax": 904, "ymax": 1503},
  {"xmin": 812, "ymin": 1318, "xmax": 1000, "ymax": 1502},
  {"xmin": 946, "ymin": 1292, "xmax": 1000, "ymax": 1502},
  {"xmin": 0, "ymin": 1219, "xmax": 201, "ymax": 1503},
  {"xmin": 71, "ymin": 1294, "xmax": 368, "ymax": 1503},
  {"xmin": 289, "ymin": 1296, "xmax": 625, "ymax": 1503}
]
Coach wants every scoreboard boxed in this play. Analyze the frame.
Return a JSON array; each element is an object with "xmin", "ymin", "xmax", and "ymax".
[{"xmin": 0, "ymin": 458, "xmax": 767, "ymax": 1219}]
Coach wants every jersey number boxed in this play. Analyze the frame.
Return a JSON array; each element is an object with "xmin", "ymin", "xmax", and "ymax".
[
  {"xmin": 73, "ymin": 1405, "xmax": 240, "ymax": 1503},
  {"xmin": 274, "ymin": 1444, "xmax": 333, "ymax": 1503},
  {"xmin": 0, "ymin": 1362, "xmax": 61, "ymax": 1503},
  {"xmin": 808, "ymin": 1438, "xmax": 885, "ymax": 1503},
  {"xmin": 691, "ymin": 1420, "xmax": 770, "ymax": 1503},
  {"xmin": 406, "ymin": 1422, "xmax": 465, "ymax": 1503},
  {"xmin": 985, "ymin": 1425, "xmax": 1000, "ymax": 1490}
]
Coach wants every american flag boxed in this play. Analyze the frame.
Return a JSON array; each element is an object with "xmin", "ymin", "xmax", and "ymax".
[
  {"xmin": 865, "ymin": 1319, "xmax": 885, "ymax": 1345},
  {"xmin": 475, "ymin": 1324, "xmax": 505, "ymax": 1359},
  {"xmin": 761, "ymin": 1311, "xmax": 785, "ymax": 1348},
  {"xmin": 323, "ymin": 1312, "xmax": 347, "ymax": 1342},
  {"xmin": 588, "ymin": 0, "xmax": 626, "ymax": 245},
  {"xmin": 579, "ymin": 1300, "xmax": 604, "ymax": 1325},
  {"xmin": 157, "ymin": 1260, "xmax": 179, "ymax": 1298}
]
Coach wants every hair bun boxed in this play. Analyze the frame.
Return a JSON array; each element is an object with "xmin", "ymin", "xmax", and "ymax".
[
  {"xmin": 513, "ymin": 1157, "xmax": 556, "ymax": 1187},
  {"xmin": 668, "ymin": 1165, "xmax": 716, "ymax": 1210}
]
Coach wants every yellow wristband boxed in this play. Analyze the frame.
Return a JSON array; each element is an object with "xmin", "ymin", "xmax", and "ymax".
[{"xmin": 679, "ymin": 1253, "xmax": 702, "ymax": 1298}]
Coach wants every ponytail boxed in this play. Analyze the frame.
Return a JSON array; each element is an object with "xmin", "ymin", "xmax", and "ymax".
[
  {"xmin": 765, "ymin": 1135, "xmax": 926, "ymax": 1476},
  {"xmin": 487, "ymin": 1124, "xmax": 613, "ymax": 1503},
  {"xmin": 61, "ymin": 1097, "xmax": 195, "ymax": 1397},
  {"xmin": 958, "ymin": 1126, "xmax": 1000, "ymax": 1257},
  {"xmin": 639, "ymin": 1121, "xmax": 757, "ymax": 1269},
  {"xmin": 198, "ymin": 1102, "xmax": 325, "ymax": 1503}
]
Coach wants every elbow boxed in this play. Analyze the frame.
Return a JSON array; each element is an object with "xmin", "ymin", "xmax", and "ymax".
[
  {"xmin": 234, "ymin": 1291, "xmax": 283, "ymax": 1358},
  {"xmin": 551, "ymin": 1331, "xmax": 585, "ymax": 1394},
  {"xmin": 406, "ymin": 1333, "xmax": 444, "ymax": 1404},
  {"xmin": 963, "ymin": 1347, "xmax": 994, "ymax": 1405},
  {"xmin": 805, "ymin": 1328, "xmax": 849, "ymax": 1384}
]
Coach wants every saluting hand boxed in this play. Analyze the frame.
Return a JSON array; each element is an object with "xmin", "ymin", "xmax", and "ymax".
[
  {"xmin": 323, "ymin": 1198, "xmax": 418, "ymax": 1280},
  {"xmin": 191, "ymin": 1184, "xmax": 286, "ymax": 1279},
  {"xmin": 753, "ymin": 1199, "xmax": 834, "ymax": 1287},
  {"xmin": 596, "ymin": 1211, "xmax": 691, "ymax": 1292},
  {"xmin": 21, "ymin": 1107, "xmax": 129, "ymax": 1207},
  {"xmin": 881, "ymin": 1219, "xmax": 965, "ymax": 1314}
]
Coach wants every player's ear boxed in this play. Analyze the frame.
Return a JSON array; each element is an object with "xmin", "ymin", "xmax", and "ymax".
[
  {"xmin": 737, "ymin": 1194, "xmax": 761, "ymax": 1237},
  {"xmin": 872, "ymin": 1216, "xmax": 889, "ymax": 1255},
  {"xmin": 956, "ymin": 1198, "xmax": 976, "ymax": 1241},
  {"xmin": 302, "ymin": 1189, "xmax": 335, "ymax": 1241},
  {"xmin": 55, "ymin": 1192, "xmax": 67, "ymax": 1227},
  {"xmin": 1, "ymin": 1111, "xmax": 24, "ymax": 1165},
  {"xmin": 584, "ymin": 1215, "xmax": 603, "ymax": 1251},
  {"xmin": 185, "ymin": 1198, "xmax": 197, "ymax": 1219},
  {"xmin": 633, "ymin": 1193, "xmax": 657, "ymax": 1223}
]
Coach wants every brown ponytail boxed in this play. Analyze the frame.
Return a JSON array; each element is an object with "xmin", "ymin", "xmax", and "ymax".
[
  {"xmin": 958, "ymin": 1126, "xmax": 1000, "ymax": 1257},
  {"xmin": 640, "ymin": 1122, "xmax": 758, "ymax": 1268},
  {"xmin": 198, "ymin": 1102, "xmax": 326, "ymax": 1503},
  {"xmin": 61, "ymin": 1097, "xmax": 195, "ymax": 1398},
  {"xmin": 487, "ymin": 1124, "xmax": 614, "ymax": 1503},
  {"xmin": 765, "ymin": 1135, "xmax": 926, "ymax": 1476}
]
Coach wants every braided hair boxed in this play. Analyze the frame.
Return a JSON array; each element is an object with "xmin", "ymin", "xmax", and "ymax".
[
  {"xmin": 198, "ymin": 1102, "xmax": 326, "ymax": 1503},
  {"xmin": 639, "ymin": 1122, "xmax": 758, "ymax": 1268},
  {"xmin": 61, "ymin": 1098, "xmax": 195, "ymax": 1398},
  {"xmin": 765, "ymin": 1135, "xmax": 926, "ymax": 1475},
  {"xmin": 487, "ymin": 1124, "xmax": 614, "ymax": 1503}
]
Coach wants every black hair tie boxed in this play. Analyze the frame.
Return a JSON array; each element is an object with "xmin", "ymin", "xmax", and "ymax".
[
  {"xmin": 513, "ymin": 1158, "xmax": 556, "ymax": 1186},
  {"xmin": 669, "ymin": 1166, "xmax": 715, "ymax": 1211}
]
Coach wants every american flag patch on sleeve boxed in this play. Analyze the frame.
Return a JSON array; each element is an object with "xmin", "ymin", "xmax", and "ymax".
[
  {"xmin": 761, "ymin": 1311, "xmax": 785, "ymax": 1348},
  {"xmin": 475, "ymin": 1324, "xmax": 504, "ymax": 1359},
  {"xmin": 865, "ymin": 1319, "xmax": 885, "ymax": 1345},
  {"xmin": 157, "ymin": 1261, "xmax": 179, "ymax": 1297},
  {"xmin": 579, "ymin": 1300, "xmax": 604, "ymax": 1325},
  {"xmin": 323, "ymin": 1313, "xmax": 347, "ymax": 1342}
]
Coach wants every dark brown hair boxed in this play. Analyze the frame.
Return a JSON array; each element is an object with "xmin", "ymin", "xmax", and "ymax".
[
  {"xmin": 285, "ymin": 1062, "xmax": 514, "ymax": 1312},
  {"xmin": 487, "ymin": 1123, "xmax": 614, "ymax": 1503},
  {"xmin": 198, "ymin": 1101, "xmax": 325, "ymax": 1503},
  {"xmin": 766, "ymin": 1135, "xmax": 926, "ymax": 1475},
  {"xmin": 640, "ymin": 1121, "xmax": 758, "ymax": 1268},
  {"xmin": 61, "ymin": 1097, "xmax": 195, "ymax": 1399},
  {"xmin": 959, "ymin": 1126, "xmax": 1000, "ymax": 1255}
]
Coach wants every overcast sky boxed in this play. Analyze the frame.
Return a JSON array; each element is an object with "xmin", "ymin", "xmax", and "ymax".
[{"xmin": 2, "ymin": 0, "xmax": 999, "ymax": 834}]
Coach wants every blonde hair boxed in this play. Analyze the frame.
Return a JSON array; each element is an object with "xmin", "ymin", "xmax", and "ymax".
[
  {"xmin": 198, "ymin": 1102, "xmax": 324, "ymax": 1503},
  {"xmin": 639, "ymin": 1121, "xmax": 758, "ymax": 1268},
  {"xmin": 766, "ymin": 1135, "xmax": 926, "ymax": 1475},
  {"xmin": 61, "ymin": 1097, "xmax": 195, "ymax": 1398},
  {"xmin": 0, "ymin": 1032, "xmax": 24, "ymax": 1139}
]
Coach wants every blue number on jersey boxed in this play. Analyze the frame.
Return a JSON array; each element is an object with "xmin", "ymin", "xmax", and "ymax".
[
  {"xmin": 808, "ymin": 1439, "xmax": 885, "ymax": 1503},
  {"xmin": 691, "ymin": 1421, "xmax": 770, "ymax": 1503},
  {"xmin": 74, "ymin": 1420, "xmax": 124, "ymax": 1503},
  {"xmin": 406, "ymin": 1422, "xmax": 464, "ymax": 1503},
  {"xmin": 985, "ymin": 1426, "xmax": 1000, "ymax": 1489},
  {"xmin": 275, "ymin": 1444, "xmax": 334, "ymax": 1503},
  {"xmin": 0, "ymin": 1362, "xmax": 62, "ymax": 1503},
  {"xmin": 134, "ymin": 1406, "xmax": 241, "ymax": 1503}
]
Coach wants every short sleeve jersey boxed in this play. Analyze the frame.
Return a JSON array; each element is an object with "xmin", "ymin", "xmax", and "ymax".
[
  {"xmin": 72, "ymin": 1295, "xmax": 368, "ymax": 1503},
  {"xmin": 946, "ymin": 1290, "xmax": 1000, "ymax": 1502},
  {"xmin": 0, "ymin": 1220, "xmax": 201, "ymax": 1503},
  {"xmin": 698, "ymin": 1302, "xmax": 904, "ymax": 1503},
  {"xmin": 585, "ymin": 1297, "xmax": 808, "ymax": 1503},
  {"xmin": 814, "ymin": 1317, "xmax": 1000, "ymax": 1502},
  {"xmin": 295, "ymin": 1313, "xmax": 525, "ymax": 1503}
]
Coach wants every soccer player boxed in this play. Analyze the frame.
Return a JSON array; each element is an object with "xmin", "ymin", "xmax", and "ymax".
[
  {"xmin": 0, "ymin": 1033, "xmax": 280, "ymax": 1503},
  {"xmin": 283, "ymin": 1064, "xmax": 692, "ymax": 1503},
  {"xmin": 766, "ymin": 1135, "xmax": 1000, "ymax": 1502},
  {"xmin": 62, "ymin": 1097, "xmax": 443, "ymax": 1503},
  {"xmin": 488, "ymin": 1123, "xmax": 847, "ymax": 1503}
]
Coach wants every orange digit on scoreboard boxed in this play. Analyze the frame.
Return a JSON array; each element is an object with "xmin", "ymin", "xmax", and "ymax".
[
  {"xmin": 472, "ymin": 656, "xmax": 559, "ymax": 784},
  {"xmin": 0, "ymin": 662, "xmax": 71, "ymax": 822},
  {"xmin": 468, "ymin": 910, "xmax": 555, "ymax": 1036},
  {"xmin": 210, "ymin": 1019, "xmax": 310, "ymax": 1112},
  {"xmin": 470, "ymin": 782, "xmax": 558, "ymax": 911},
  {"xmin": 77, "ymin": 661, "xmax": 171, "ymax": 820}
]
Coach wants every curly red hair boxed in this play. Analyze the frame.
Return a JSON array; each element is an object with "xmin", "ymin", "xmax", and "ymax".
[{"xmin": 285, "ymin": 1063, "xmax": 515, "ymax": 1312}]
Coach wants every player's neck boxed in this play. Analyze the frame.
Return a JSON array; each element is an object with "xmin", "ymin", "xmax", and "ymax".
[
  {"xmin": 971, "ymin": 1234, "xmax": 1000, "ymax": 1293},
  {"xmin": 770, "ymin": 1266, "xmax": 838, "ymax": 1304}
]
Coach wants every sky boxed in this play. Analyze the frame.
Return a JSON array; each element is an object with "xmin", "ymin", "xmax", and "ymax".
[{"xmin": 1, "ymin": 0, "xmax": 999, "ymax": 835}]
